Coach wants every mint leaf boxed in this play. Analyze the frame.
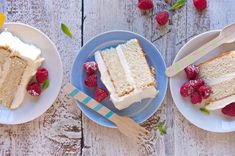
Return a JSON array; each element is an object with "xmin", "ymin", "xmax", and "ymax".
[
  {"xmin": 61, "ymin": 23, "xmax": 73, "ymax": 38},
  {"xmin": 200, "ymin": 107, "xmax": 210, "ymax": 115},
  {"xmin": 170, "ymin": 0, "xmax": 186, "ymax": 11},
  {"xmin": 42, "ymin": 79, "xmax": 49, "ymax": 90},
  {"xmin": 156, "ymin": 120, "xmax": 167, "ymax": 135}
]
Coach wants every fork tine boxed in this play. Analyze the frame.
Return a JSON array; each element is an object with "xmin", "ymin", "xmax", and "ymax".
[
  {"xmin": 136, "ymin": 125, "xmax": 149, "ymax": 136},
  {"xmin": 140, "ymin": 127, "xmax": 149, "ymax": 135}
]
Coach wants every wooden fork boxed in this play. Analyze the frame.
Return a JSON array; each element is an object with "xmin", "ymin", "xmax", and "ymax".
[
  {"xmin": 63, "ymin": 83, "xmax": 149, "ymax": 142},
  {"xmin": 165, "ymin": 22, "xmax": 235, "ymax": 77}
]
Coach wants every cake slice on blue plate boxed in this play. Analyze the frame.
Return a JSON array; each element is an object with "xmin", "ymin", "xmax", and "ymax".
[{"xmin": 95, "ymin": 39, "xmax": 158, "ymax": 110}]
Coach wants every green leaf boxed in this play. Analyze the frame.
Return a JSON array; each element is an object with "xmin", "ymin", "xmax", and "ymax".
[
  {"xmin": 61, "ymin": 23, "xmax": 73, "ymax": 38},
  {"xmin": 156, "ymin": 120, "xmax": 167, "ymax": 135},
  {"xmin": 170, "ymin": 0, "xmax": 186, "ymax": 11},
  {"xmin": 200, "ymin": 107, "xmax": 210, "ymax": 115},
  {"xmin": 42, "ymin": 79, "xmax": 49, "ymax": 90}
]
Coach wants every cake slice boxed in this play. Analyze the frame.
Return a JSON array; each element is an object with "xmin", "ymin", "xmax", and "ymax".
[
  {"xmin": 0, "ymin": 31, "xmax": 44, "ymax": 109},
  {"xmin": 98, "ymin": 48, "xmax": 134, "ymax": 96},
  {"xmin": 199, "ymin": 51, "xmax": 235, "ymax": 110},
  {"xmin": 95, "ymin": 39, "xmax": 158, "ymax": 110}
]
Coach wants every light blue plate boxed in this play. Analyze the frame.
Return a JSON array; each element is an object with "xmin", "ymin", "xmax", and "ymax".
[{"xmin": 71, "ymin": 30, "xmax": 168, "ymax": 128}]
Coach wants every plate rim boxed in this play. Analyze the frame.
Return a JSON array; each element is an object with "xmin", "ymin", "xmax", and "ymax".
[
  {"xmin": 168, "ymin": 29, "xmax": 235, "ymax": 133},
  {"xmin": 0, "ymin": 22, "xmax": 63, "ymax": 125},
  {"xmin": 71, "ymin": 30, "xmax": 168, "ymax": 128}
]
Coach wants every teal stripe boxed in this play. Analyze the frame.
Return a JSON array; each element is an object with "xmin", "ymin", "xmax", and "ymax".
[
  {"xmin": 82, "ymin": 96, "xmax": 92, "ymax": 105},
  {"xmin": 104, "ymin": 111, "xmax": 114, "ymax": 119},
  {"xmin": 68, "ymin": 89, "xmax": 79, "ymax": 97},
  {"xmin": 93, "ymin": 104, "xmax": 103, "ymax": 111}
]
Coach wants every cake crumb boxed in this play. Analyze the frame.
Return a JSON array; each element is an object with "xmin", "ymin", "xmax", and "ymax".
[{"xmin": 151, "ymin": 66, "xmax": 156, "ymax": 75}]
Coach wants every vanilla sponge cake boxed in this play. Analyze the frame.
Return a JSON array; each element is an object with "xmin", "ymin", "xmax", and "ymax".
[
  {"xmin": 199, "ymin": 51, "xmax": 235, "ymax": 110},
  {"xmin": 0, "ymin": 31, "xmax": 44, "ymax": 109},
  {"xmin": 95, "ymin": 39, "xmax": 158, "ymax": 110}
]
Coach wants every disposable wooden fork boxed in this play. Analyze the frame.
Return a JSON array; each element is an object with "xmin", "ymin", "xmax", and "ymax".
[
  {"xmin": 166, "ymin": 22, "xmax": 235, "ymax": 77},
  {"xmin": 63, "ymin": 83, "xmax": 149, "ymax": 143}
]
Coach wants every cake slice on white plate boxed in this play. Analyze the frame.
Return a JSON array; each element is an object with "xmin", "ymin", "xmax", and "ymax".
[
  {"xmin": 199, "ymin": 51, "xmax": 235, "ymax": 110},
  {"xmin": 0, "ymin": 31, "xmax": 44, "ymax": 109},
  {"xmin": 95, "ymin": 39, "xmax": 158, "ymax": 110}
]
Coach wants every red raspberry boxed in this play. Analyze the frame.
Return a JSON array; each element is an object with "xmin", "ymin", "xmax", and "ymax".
[
  {"xmin": 138, "ymin": 0, "xmax": 154, "ymax": 10},
  {"xmin": 36, "ymin": 68, "xmax": 49, "ymax": 83},
  {"xmin": 222, "ymin": 103, "xmax": 235, "ymax": 117},
  {"xmin": 193, "ymin": 0, "xmax": 207, "ymax": 11},
  {"xmin": 84, "ymin": 74, "xmax": 97, "ymax": 88},
  {"xmin": 184, "ymin": 64, "xmax": 199, "ymax": 80},
  {"xmin": 155, "ymin": 11, "xmax": 169, "ymax": 26},
  {"xmin": 94, "ymin": 88, "xmax": 108, "ymax": 102},
  {"xmin": 27, "ymin": 82, "xmax": 41, "ymax": 96},
  {"xmin": 83, "ymin": 61, "xmax": 98, "ymax": 76},
  {"xmin": 198, "ymin": 85, "xmax": 212, "ymax": 99},
  {"xmin": 180, "ymin": 82, "xmax": 194, "ymax": 97},
  {"xmin": 189, "ymin": 79, "xmax": 205, "ymax": 91},
  {"xmin": 191, "ymin": 92, "xmax": 202, "ymax": 104}
]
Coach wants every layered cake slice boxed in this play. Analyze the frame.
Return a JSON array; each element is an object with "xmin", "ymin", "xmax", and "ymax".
[
  {"xmin": 95, "ymin": 39, "xmax": 158, "ymax": 110},
  {"xmin": 199, "ymin": 51, "xmax": 235, "ymax": 110},
  {"xmin": 0, "ymin": 31, "xmax": 44, "ymax": 109}
]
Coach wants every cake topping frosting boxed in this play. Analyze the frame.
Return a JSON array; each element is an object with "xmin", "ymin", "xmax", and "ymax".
[{"xmin": 0, "ymin": 31, "xmax": 42, "ymax": 62}]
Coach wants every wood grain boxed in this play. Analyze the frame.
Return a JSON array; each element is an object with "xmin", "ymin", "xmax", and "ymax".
[{"xmin": 0, "ymin": 0, "xmax": 82, "ymax": 155}]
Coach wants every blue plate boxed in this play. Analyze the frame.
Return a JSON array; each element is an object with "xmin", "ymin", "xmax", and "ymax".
[{"xmin": 71, "ymin": 30, "xmax": 168, "ymax": 128}]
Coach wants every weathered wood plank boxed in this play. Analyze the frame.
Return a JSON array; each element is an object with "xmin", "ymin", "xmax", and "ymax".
[
  {"xmin": 174, "ymin": 1, "xmax": 235, "ymax": 156},
  {"xmin": 82, "ymin": 0, "xmax": 174, "ymax": 155},
  {"xmin": 0, "ymin": 0, "xmax": 82, "ymax": 155}
]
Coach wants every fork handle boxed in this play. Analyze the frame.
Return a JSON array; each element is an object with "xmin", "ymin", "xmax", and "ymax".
[
  {"xmin": 165, "ymin": 36, "xmax": 222, "ymax": 77},
  {"xmin": 63, "ymin": 83, "xmax": 118, "ymax": 124}
]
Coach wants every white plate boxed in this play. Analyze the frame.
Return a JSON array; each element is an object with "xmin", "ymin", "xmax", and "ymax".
[
  {"xmin": 170, "ymin": 30, "xmax": 235, "ymax": 132},
  {"xmin": 0, "ymin": 22, "xmax": 63, "ymax": 124}
]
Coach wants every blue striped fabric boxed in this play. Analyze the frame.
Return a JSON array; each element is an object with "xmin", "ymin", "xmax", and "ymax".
[
  {"xmin": 104, "ymin": 111, "xmax": 114, "ymax": 119},
  {"xmin": 93, "ymin": 104, "xmax": 103, "ymax": 111},
  {"xmin": 68, "ymin": 88, "xmax": 79, "ymax": 97},
  {"xmin": 82, "ymin": 96, "xmax": 92, "ymax": 105}
]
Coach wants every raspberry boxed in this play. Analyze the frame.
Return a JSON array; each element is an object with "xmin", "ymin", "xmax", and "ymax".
[
  {"xmin": 36, "ymin": 68, "xmax": 49, "ymax": 83},
  {"xmin": 193, "ymin": 0, "xmax": 207, "ymax": 11},
  {"xmin": 138, "ymin": 0, "xmax": 154, "ymax": 10},
  {"xmin": 189, "ymin": 79, "xmax": 205, "ymax": 91},
  {"xmin": 180, "ymin": 82, "xmax": 194, "ymax": 97},
  {"xmin": 155, "ymin": 11, "xmax": 169, "ymax": 26},
  {"xmin": 27, "ymin": 82, "xmax": 41, "ymax": 96},
  {"xmin": 84, "ymin": 74, "xmax": 97, "ymax": 88},
  {"xmin": 94, "ymin": 88, "xmax": 108, "ymax": 102},
  {"xmin": 222, "ymin": 103, "xmax": 235, "ymax": 117},
  {"xmin": 198, "ymin": 85, "xmax": 212, "ymax": 99},
  {"xmin": 184, "ymin": 64, "xmax": 199, "ymax": 80},
  {"xmin": 191, "ymin": 92, "xmax": 202, "ymax": 104},
  {"xmin": 83, "ymin": 61, "xmax": 98, "ymax": 76}
]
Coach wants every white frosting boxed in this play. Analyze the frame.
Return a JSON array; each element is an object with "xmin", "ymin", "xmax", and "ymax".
[
  {"xmin": 95, "ymin": 46, "xmax": 158, "ymax": 110},
  {"xmin": 204, "ymin": 72, "xmax": 235, "ymax": 86},
  {"xmin": 206, "ymin": 95, "xmax": 235, "ymax": 110},
  {"xmin": 116, "ymin": 45, "xmax": 135, "ymax": 86},
  {"xmin": 0, "ymin": 31, "xmax": 42, "ymax": 62}
]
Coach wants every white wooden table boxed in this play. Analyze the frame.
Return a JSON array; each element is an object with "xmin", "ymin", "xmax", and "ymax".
[{"xmin": 1, "ymin": 0, "xmax": 235, "ymax": 155}]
